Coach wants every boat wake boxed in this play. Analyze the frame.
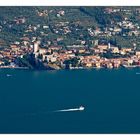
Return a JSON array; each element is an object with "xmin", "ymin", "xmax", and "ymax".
[
  {"xmin": 53, "ymin": 106, "xmax": 84, "ymax": 113},
  {"xmin": 13, "ymin": 106, "xmax": 85, "ymax": 117}
]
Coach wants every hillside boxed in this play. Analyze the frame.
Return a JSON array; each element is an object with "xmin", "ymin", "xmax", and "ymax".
[{"xmin": 0, "ymin": 7, "xmax": 140, "ymax": 48}]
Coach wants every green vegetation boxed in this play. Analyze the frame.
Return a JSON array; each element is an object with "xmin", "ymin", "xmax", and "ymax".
[{"xmin": 0, "ymin": 7, "xmax": 140, "ymax": 48}]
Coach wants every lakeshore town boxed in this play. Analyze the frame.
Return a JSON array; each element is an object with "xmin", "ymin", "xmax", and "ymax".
[
  {"xmin": 0, "ymin": 41, "xmax": 140, "ymax": 70},
  {"xmin": 0, "ymin": 7, "xmax": 140, "ymax": 70}
]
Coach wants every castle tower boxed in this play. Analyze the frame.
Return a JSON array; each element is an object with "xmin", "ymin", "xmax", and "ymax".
[{"xmin": 33, "ymin": 41, "xmax": 39, "ymax": 54}]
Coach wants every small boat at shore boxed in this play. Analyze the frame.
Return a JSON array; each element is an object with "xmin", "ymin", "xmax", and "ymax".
[
  {"xmin": 136, "ymin": 72, "xmax": 140, "ymax": 75},
  {"xmin": 6, "ymin": 74, "xmax": 12, "ymax": 77}
]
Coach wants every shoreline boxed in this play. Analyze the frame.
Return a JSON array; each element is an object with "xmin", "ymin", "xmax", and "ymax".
[
  {"xmin": 0, "ymin": 65, "xmax": 140, "ymax": 71},
  {"xmin": 0, "ymin": 66, "xmax": 29, "ymax": 70}
]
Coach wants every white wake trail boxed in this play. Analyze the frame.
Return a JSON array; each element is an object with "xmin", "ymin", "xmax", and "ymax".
[{"xmin": 53, "ymin": 106, "xmax": 85, "ymax": 113}]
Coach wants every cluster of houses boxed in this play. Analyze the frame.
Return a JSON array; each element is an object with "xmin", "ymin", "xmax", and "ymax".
[
  {"xmin": 35, "ymin": 41, "xmax": 140, "ymax": 69},
  {"xmin": 1, "ymin": 7, "xmax": 140, "ymax": 69},
  {"xmin": 0, "ymin": 43, "xmax": 32, "ymax": 68},
  {"xmin": 87, "ymin": 7, "xmax": 140, "ymax": 38},
  {"xmin": 0, "ymin": 38, "xmax": 140, "ymax": 69},
  {"xmin": 87, "ymin": 19, "xmax": 140, "ymax": 37}
]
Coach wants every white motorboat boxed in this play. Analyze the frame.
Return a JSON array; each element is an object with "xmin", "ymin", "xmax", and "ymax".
[{"xmin": 79, "ymin": 106, "xmax": 85, "ymax": 111}]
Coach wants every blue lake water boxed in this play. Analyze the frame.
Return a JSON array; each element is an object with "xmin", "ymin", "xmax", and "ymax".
[{"xmin": 0, "ymin": 68, "xmax": 140, "ymax": 133}]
